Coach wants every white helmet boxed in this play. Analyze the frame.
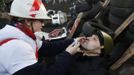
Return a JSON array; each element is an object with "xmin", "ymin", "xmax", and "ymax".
[{"xmin": 9, "ymin": 0, "xmax": 51, "ymax": 19}]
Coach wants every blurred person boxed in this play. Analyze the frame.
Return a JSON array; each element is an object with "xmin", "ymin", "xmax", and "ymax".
[{"xmin": 0, "ymin": 0, "xmax": 84, "ymax": 75}]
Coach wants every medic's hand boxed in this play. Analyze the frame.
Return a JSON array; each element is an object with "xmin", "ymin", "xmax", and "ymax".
[
  {"xmin": 34, "ymin": 32, "xmax": 43, "ymax": 40},
  {"xmin": 48, "ymin": 28, "xmax": 65, "ymax": 37},
  {"xmin": 65, "ymin": 41, "xmax": 81, "ymax": 55}
]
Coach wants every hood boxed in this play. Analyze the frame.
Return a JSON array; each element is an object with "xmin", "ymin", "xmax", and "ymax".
[
  {"xmin": 0, "ymin": 25, "xmax": 41, "ymax": 50},
  {"xmin": 0, "ymin": 25, "xmax": 27, "ymax": 41},
  {"xmin": 0, "ymin": 25, "xmax": 36, "ymax": 46}
]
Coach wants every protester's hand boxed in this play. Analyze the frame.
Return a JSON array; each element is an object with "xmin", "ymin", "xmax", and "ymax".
[
  {"xmin": 74, "ymin": 37, "xmax": 86, "ymax": 43},
  {"xmin": 65, "ymin": 41, "xmax": 81, "ymax": 55}
]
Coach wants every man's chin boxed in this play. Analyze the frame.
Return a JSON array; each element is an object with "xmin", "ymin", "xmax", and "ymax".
[{"xmin": 80, "ymin": 45, "xmax": 89, "ymax": 51}]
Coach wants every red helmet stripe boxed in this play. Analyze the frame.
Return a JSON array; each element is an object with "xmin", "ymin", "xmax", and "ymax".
[{"xmin": 31, "ymin": 0, "xmax": 41, "ymax": 11}]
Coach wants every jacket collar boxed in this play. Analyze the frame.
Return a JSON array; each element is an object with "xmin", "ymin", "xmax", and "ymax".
[{"xmin": 15, "ymin": 23, "xmax": 36, "ymax": 40}]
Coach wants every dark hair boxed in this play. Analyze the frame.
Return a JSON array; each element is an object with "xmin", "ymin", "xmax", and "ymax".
[{"xmin": 9, "ymin": 17, "xmax": 25, "ymax": 26}]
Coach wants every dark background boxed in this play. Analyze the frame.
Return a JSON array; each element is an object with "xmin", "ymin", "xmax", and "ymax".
[{"xmin": 43, "ymin": 0, "xmax": 76, "ymax": 13}]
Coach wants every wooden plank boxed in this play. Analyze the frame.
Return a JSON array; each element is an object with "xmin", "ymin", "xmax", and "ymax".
[
  {"xmin": 110, "ymin": 12, "xmax": 134, "ymax": 71},
  {"xmin": 114, "ymin": 12, "xmax": 134, "ymax": 39},
  {"xmin": 95, "ymin": 0, "xmax": 110, "ymax": 19},
  {"xmin": 67, "ymin": 12, "xmax": 83, "ymax": 39},
  {"xmin": 110, "ymin": 42, "xmax": 134, "ymax": 70}
]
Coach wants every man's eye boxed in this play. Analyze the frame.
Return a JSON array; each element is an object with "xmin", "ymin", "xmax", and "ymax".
[{"xmin": 93, "ymin": 37, "xmax": 97, "ymax": 41}]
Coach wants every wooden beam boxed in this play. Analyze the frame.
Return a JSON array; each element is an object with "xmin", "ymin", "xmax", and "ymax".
[
  {"xmin": 67, "ymin": 12, "xmax": 83, "ymax": 39},
  {"xmin": 114, "ymin": 12, "xmax": 134, "ymax": 40},
  {"xmin": 110, "ymin": 42, "xmax": 134, "ymax": 70},
  {"xmin": 95, "ymin": 0, "xmax": 110, "ymax": 19}
]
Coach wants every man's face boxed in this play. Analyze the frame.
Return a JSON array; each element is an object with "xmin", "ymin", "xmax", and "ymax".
[{"xmin": 80, "ymin": 34, "xmax": 101, "ymax": 53}]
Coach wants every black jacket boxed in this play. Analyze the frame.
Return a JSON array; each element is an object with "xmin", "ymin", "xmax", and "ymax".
[
  {"xmin": 13, "ymin": 39, "xmax": 74, "ymax": 75},
  {"xmin": 67, "ymin": 55, "xmax": 108, "ymax": 75}
]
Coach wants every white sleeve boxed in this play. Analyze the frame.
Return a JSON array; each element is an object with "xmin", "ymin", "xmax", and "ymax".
[{"xmin": 1, "ymin": 40, "xmax": 37, "ymax": 74}]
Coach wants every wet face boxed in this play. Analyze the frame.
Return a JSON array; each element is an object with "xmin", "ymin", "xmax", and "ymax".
[{"xmin": 80, "ymin": 34, "xmax": 101, "ymax": 53}]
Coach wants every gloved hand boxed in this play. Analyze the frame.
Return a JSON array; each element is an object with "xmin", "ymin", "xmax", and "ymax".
[
  {"xmin": 82, "ymin": 19, "xmax": 114, "ymax": 37},
  {"xmin": 81, "ymin": 21, "xmax": 96, "ymax": 37},
  {"xmin": 69, "ymin": 0, "xmax": 91, "ymax": 19}
]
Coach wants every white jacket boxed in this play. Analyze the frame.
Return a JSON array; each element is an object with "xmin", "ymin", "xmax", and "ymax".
[{"xmin": 0, "ymin": 25, "xmax": 38, "ymax": 75}]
